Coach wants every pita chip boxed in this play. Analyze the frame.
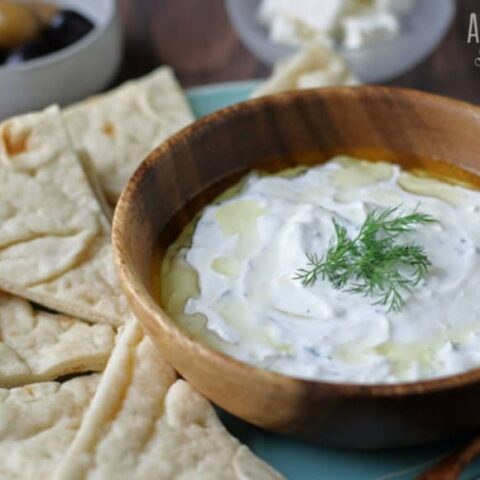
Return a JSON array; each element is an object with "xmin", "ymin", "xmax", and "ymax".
[
  {"xmin": 0, "ymin": 374, "xmax": 99, "ymax": 480},
  {"xmin": 251, "ymin": 43, "xmax": 359, "ymax": 98},
  {"xmin": 0, "ymin": 105, "xmax": 131, "ymax": 327},
  {"xmin": 64, "ymin": 66, "xmax": 195, "ymax": 203},
  {"xmin": 54, "ymin": 320, "xmax": 284, "ymax": 480},
  {"xmin": 0, "ymin": 292, "xmax": 114, "ymax": 388}
]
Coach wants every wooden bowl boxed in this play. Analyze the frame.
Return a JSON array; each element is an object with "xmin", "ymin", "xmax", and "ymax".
[{"xmin": 113, "ymin": 86, "xmax": 480, "ymax": 449}]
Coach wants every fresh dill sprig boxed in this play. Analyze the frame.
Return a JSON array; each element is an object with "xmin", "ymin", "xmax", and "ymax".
[{"xmin": 294, "ymin": 206, "xmax": 437, "ymax": 312}]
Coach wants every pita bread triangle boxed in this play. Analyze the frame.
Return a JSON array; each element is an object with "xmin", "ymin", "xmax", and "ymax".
[
  {"xmin": 0, "ymin": 105, "xmax": 131, "ymax": 327},
  {"xmin": 53, "ymin": 320, "xmax": 284, "ymax": 480},
  {"xmin": 64, "ymin": 66, "xmax": 195, "ymax": 204},
  {"xmin": 0, "ymin": 292, "xmax": 115, "ymax": 388},
  {"xmin": 0, "ymin": 374, "xmax": 100, "ymax": 480}
]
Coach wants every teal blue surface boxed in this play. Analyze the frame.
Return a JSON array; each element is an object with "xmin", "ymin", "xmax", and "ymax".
[
  {"xmin": 186, "ymin": 82, "xmax": 480, "ymax": 480},
  {"xmin": 186, "ymin": 80, "xmax": 260, "ymax": 117}
]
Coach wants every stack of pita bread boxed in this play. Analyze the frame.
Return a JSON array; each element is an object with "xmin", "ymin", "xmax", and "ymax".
[{"xmin": 0, "ymin": 67, "xmax": 284, "ymax": 480}]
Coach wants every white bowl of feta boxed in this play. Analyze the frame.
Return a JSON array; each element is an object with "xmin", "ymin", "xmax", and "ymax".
[{"xmin": 225, "ymin": 0, "xmax": 456, "ymax": 83}]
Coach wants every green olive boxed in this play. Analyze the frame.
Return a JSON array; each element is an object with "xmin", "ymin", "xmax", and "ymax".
[{"xmin": 0, "ymin": 1, "xmax": 40, "ymax": 50}]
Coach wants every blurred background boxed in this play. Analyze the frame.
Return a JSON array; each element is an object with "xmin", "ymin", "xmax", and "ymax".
[
  {"xmin": 117, "ymin": 0, "xmax": 479, "ymax": 103},
  {"xmin": 1, "ymin": 0, "xmax": 479, "ymax": 118}
]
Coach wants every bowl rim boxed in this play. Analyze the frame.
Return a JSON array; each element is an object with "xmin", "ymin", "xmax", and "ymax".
[
  {"xmin": 113, "ymin": 85, "xmax": 480, "ymax": 398},
  {"xmin": 0, "ymin": 0, "xmax": 117, "ymax": 74}
]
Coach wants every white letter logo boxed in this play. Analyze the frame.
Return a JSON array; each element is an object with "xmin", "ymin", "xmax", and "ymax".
[{"xmin": 468, "ymin": 13, "xmax": 479, "ymax": 43}]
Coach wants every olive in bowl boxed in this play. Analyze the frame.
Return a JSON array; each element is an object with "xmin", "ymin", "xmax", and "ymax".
[
  {"xmin": 0, "ymin": 1, "xmax": 94, "ymax": 65},
  {"xmin": 0, "ymin": 0, "xmax": 122, "ymax": 120}
]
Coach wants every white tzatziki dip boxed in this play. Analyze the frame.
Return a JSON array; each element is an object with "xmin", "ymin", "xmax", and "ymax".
[{"xmin": 160, "ymin": 157, "xmax": 480, "ymax": 384}]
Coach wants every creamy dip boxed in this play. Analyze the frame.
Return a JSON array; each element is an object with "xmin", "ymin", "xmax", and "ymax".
[{"xmin": 160, "ymin": 157, "xmax": 480, "ymax": 384}]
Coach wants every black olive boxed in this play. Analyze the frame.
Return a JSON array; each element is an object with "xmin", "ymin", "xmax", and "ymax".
[
  {"xmin": 43, "ymin": 10, "xmax": 94, "ymax": 51},
  {"xmin": 3, "ymin": 38, "xmax": 54, "ymax": 65},
  {"xmin": 0, "ymin": 9, "xmax": 94, "ymax": 66}
]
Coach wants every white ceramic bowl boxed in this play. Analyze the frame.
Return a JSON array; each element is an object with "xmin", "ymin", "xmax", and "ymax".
[
  {"xmin": 225, "ymin": 0, "xmax": 456, "ymax": 83},
  {"xmin": 0, "ymin": 0, "xmax": 122, "ymax": 120}
]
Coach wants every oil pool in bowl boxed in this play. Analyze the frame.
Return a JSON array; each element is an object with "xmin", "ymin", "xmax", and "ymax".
[{"xmin": 158, "ymin": 156, "xmax": 480, "ymax": 385}]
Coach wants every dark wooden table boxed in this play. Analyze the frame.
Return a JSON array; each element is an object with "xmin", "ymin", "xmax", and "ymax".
[{"xmin": 118, "ymin": 0, "xmax": 480, "ymax": 104}]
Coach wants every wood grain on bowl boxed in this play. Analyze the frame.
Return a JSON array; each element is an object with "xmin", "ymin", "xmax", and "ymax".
[{"xmin": 113, "ymin": 86, "xmax": 480, "ymax": 449}]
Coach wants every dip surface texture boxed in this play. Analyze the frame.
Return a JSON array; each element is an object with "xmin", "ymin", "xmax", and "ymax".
[{"xmin": 161, "ymin": 157, "xmax": 480, "ymax": 384}]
